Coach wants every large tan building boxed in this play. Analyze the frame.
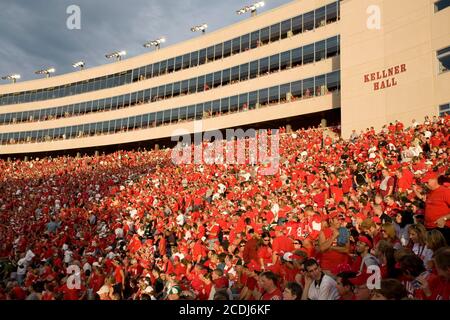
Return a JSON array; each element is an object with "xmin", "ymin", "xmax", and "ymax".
[{"xmin": 0, "ymin": 0, "xmax": 448, "ymax": 157}]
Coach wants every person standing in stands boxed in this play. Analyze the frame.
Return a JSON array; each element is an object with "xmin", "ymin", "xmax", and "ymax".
[
  {"xmin": 301, "ymin": 259, "xmax": 339, "ymax": 300},
  {"xmin": 422, "ymin": 171, "xmax": 450, "ymax": 244}
]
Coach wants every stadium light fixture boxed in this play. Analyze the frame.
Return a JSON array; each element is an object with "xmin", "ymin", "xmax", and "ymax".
[
  {"xmin": 191, "ymin": 23, "xmax": 208, "ymax": 34},
  {"xmin": 236, "ymin": 1, "xmax": 265, "ymax": 17},
  {"xmin": 105, "ymin": 50, "xmax": 127, "ymax": 61},
  {"xmin": 35, "ymin": 67, "xmax": 55, "ymax": 78},
  {"xmin": 72, "ymin": 60, "xmax": 85, "ymax": 70},
  {"xmin": 143, "ymin": 37, "xmax": 166, "ymax": 50},
  {"xmin": 1, "ymin": 74, "xmax": 21, "ymax": 83}
]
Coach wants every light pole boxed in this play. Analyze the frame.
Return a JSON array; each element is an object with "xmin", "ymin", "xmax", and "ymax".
[
  {"xmin": 236, "ymin": 1, "xmax": 265, "ymax": 17},
  {"xmin": 105, "ymin": 50, "xmax": 127, "ymax": 61},
  {"xmin": 35, "ymin": 68, "xmax": 55, "ymax": 78},
  {"xmin": 72, "ymin": 61, "xmax": 85, "ymax": 70},
  {"xmin": 143, "ymin": 37, "xmax": 166, "ymax": 50},
  {"xmin": 1, "ymin": 74, "xmax": 21, "ymax": 83},
  {"xmin": 191, "ymin": 23, "xmax": 208, "ymax": 35}
]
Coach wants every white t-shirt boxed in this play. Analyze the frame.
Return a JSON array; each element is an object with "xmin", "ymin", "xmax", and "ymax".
[
  {"xmin": 307, "ymin": 274, "xmax": 340, "ymax": 300},
  {"xmin": 115, "ymin": 228, "xmax": 124, "ymax": 238},
  {"xmin": 412, "ymin": 243, "xmax": 433, "ymax": 268},
  {"xmin": 17, "ymin": 258, "xmax": 28, "ymax": 275},
  {"xmin": 176, "ymin": 214, "xmax": 185, "ymax": 226}
]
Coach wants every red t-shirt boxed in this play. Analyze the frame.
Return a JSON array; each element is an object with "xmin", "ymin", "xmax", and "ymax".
[
  {"xmin": 425, "ymin": 186, "xmax": 450, "ymax": 229},
  {"xmin": 261, "ymin": 288, "xmax": 282, "ymax": 300},
  {"xmin": 427, "ymin": 274, "xmax": 450, "ymax": 300},
  {"xmin": 317, "ymin": 228, "xmax": 349, "ymax": 274},
  {"xmin": 272, "ymin": 235, "xmax": 294, "ymax": 255},
  {"xmin": 257, "ymin": 246, "xmax": 273, "ymax": 266}
]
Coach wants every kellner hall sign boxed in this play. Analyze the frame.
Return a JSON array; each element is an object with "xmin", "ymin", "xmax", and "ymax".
[{"xmin": 364, "ymin": 64, "xmax": 407, "ymax": 91}]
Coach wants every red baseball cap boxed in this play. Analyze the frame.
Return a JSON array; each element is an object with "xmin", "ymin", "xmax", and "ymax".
[{"xmin": 357, "ymin": 235, "xmax": 373, "ymax": 249}]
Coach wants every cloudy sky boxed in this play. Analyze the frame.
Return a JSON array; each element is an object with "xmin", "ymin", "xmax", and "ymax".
[{"xmin": 0, "ymin": 0, "xmax": 292, "ymax": 81}]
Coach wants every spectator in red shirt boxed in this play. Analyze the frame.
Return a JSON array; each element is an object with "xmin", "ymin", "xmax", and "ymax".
[
  {"xmin": 242, "ymin": 229, "xmax": 260, "ymax": 266},
  {"xmin": 422, "ymin": 172, "xmax": 450, "ymax": 244},
  {"xmin": 379, "ymin": 169, "xmax": 395, "ymax": 197},
  {"xmin": 318, "ymin": 215, "xmax": 350, "ymax": 274},
  {"xmin": 419, "ymin": 247, "xmax": 450, "ymax": 300},
  {"xmin": 271, "ymin": 226, "xmax": 294, "ymax": 265},
  {"xmin": 259, "ymin": 271, "xmax": 282, "ymax": 300}
]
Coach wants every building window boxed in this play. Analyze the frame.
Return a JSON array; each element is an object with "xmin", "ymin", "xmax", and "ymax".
[
  {"xmin": 231, "ymin": 37, "xmax": 241, "ymax": 55},
  {"xmin": 326, "ymin": 36, "xmax": 339, "ymax": 58},
  {"xmin": 250, "ymin": 31, "xmax": 260, "ymax": 49},
  {"xmin": 241, "ymin": 34, "xmax": 250, "ymax": 51},
  {"xmin": 437, "ymin": 46, "xmax": 450, "ymax": 73},
  {"xmin": 303, "ymin": 11, "xmax": 315, "ymax": 31},
  {"xmin": 240, "ymin": 64, "xmax": 249, "ymax": 81},
  {"xmin": 280, "ymin": 51, "xmax": 291, "ymax": 70},
  {"xmin": 292, "ymin": 48, "xmax": 302, "ymax": 67},
  {"xmin": 182, "ymin": 53, "xmax": 190, "ymax": 69},
  {"xmin": 175, "ymin": 56, "xmax": 183, "ymax": 71},
  {"xmin": 327, "ymin": 70, "xmax": 340, "ymax": 92},
  {"xmin": 250, "ymin": 61, "xmax": 259, "ymax": 79},
  {"xmin": 326, "ymin": 2, "xmax": 338, "ymax": 24},
  {"xmin": 270, "ymin": 23, "xmax": 280, "ymax": 42},
  {"xmin": 214, "ymin": 43, "xmax": 223, "ymax": 60},
  {"xmin": 435, "ymin": 0, "xmax": 450, "ymax": 12},
  {"xmin": 440, "ymin": 103, "xmax": 450, "ymax": 116},
  {"xmin": 199, "ymin": 49, "xmax": 207, "ymax": 65},
  {"xmin": 315, "ymin": 40, "xmax": 326, "ymax": 62},
  {"xmin": 292, "ymin": 15, "xmax": 302, "ymax": 35},
  {"xmin": 303, "ymin": 44, "xmax": 315, "ymax": 64},
  {"xmin": 190, "ymin": 52, "xmax": 198, "ymax": 68},
  {"xmin": 207, "ymin": 46, "xmax": 215, "ymax": 62},
  {"xmin": 259, "ymin": 88, "xmax": 268, "ymax": 106},
  {"xmin": 223, "ymin": 40, "xmax": 232, "ymax": 57},
  {"xmin": 260, "ymin": 27, "xmax": 270, "ymax": 45},
  {"xmin": 167, "ymin": 58, "xmax": 175, "ymax": 73},
  {"xmin": 213, "ymin": 71, "xmax": 222, "ymax": 88},
  {"xmin": 222, "ymin": 69, "xmax": 230, "ymax": 86},
  {"xmin": 280, "ymin": 19, "xmax": 292, "ymax": 39},
  {"xmin": 269, "ymin": 54, "xmax": 279, "ymax": 73},
  {"xmin": 259, "ymin": 57, "xmax": 269, "ymax": 75},
  {"xmin": 315, "ymin": 6, "xmax": 326, "ymax": 28}
]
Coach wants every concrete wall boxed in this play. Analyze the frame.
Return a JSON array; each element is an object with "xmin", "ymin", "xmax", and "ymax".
[{"xmin": 340, "ymin": 0, "xmax": 450, "ymax": 138}]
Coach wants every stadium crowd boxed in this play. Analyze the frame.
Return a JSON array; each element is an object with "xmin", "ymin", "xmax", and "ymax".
[{"xmin": 0, "ymin": 114, "xmax": 449, "ymax": 300}]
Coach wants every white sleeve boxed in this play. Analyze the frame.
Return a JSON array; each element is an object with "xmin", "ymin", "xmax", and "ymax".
[
  {"xmin": 423, "ymin": 248, "xmax": 434, "ymax": 268},
  {"xmin": 319, "ymin": 278, "xmax": 339, "ymax": 300}
]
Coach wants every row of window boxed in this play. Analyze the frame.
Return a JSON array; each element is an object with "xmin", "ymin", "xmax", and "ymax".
[
  {"xmin": 0, "ymin": 1, "xmax": 341, "ymax": 106},
  {"xmin": 0, "ymin": 71, "xmax": 340, "ymax": 145},
  {"xmin": 0, "ymin": 36, "xmax": 340, "ymax": 125}
]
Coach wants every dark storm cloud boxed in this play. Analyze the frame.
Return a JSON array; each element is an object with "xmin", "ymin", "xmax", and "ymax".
[{"xmin": 0, "ymin": 0, "xmax": 291, "ymax": 81}]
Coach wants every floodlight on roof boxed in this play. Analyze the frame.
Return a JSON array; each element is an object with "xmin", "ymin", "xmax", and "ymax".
[
  {"xmin": 72, "ymin": 61, "xmax": 85, "ymax": 70},
  {"xmin": 35, "ymin": 67, "xmax": 55, "ymax": 78},
  {"xmin": 191, "ymin": 23, "xmax": 208, "ymax": 34},
  {"xmin": 237, "ymin": 1, "xmax": 265, "ymax": 16},
  {"xmin": 105, "ymin": 50, "xmax": 127, "ymax": 61},
  {"xmin": 1, "ymin": 74, "xmax": 21, "ymax": 83},
  {"xmin": 143, "ymin": 37, "xmax": 166, "ymax": 50}
]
